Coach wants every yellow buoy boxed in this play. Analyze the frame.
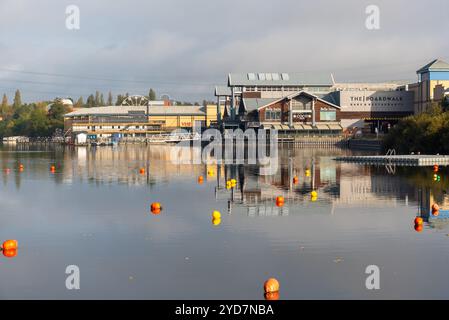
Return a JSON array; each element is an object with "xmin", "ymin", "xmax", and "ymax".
[
  {"xmin": 212, "ymin": 210, "xmax": 221, "ymax": 219},
  {"xmin": 212, "ymin": 218, "xmax": 221, "ymax": 226},
  {"xmin": 230, "ymin": 179, "xmax": 237, "ymax": 187},
  {"xmin": 311, "ymin": 196, "xmax": 318, "ymax": 202},
  {"xmin": 226, "ymin": 181, "xmax": 232, "ymax": 189},
  {"xmin": 311, "ymin": 190, "xmax": 318, "ymax": 198},
  {"xmin": 305, "ymin": 169, "xmax": 311, "ymax": 177}
]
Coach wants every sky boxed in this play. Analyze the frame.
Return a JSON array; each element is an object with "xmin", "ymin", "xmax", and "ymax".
[{"xmin": 0, "ymin": 0, "xmax": 448, "ymax": 103}]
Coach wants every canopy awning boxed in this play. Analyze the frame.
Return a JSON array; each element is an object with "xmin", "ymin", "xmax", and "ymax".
[
  {"xmin": 315, "ymin": 124, "xmax": 329, "ymax": 130},
  {"xmin": 280, "ymin": 125, "xmax": 290, "ymax": 130},
  {"xmin": 292, "ymin": 124, "xmax": 303, "ymax": 130},
  {"xmin": 272, "ymin": 124, "xmax": 283, "ymax": 130},
  {"xmin": 302, "ymin": 124, "xmax": 313, "ymax": 130},
  {"xmin": 327, "ymin": 123, "xmax": 343, "ymax": 130}
]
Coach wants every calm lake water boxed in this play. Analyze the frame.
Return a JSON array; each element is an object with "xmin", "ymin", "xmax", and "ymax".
[{"xmin": 0, "ymin": 143, "xmax": 449, "ymax": 299}]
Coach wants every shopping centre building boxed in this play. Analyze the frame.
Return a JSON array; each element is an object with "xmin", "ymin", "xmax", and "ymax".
[{"xmin": 215, "ymin": 59, "xmax": 449, "ymax": 134}]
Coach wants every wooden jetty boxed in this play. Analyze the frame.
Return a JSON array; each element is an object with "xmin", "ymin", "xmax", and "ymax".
[{"xmin": 334, "ymin": 155, "xmax": 449, "ymax": 166}]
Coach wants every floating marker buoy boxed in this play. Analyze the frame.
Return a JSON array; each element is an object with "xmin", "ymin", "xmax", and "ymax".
[
  {"xmin": 432, "ymin": 204, "xmax": 439, "ymax": 212},
  {"xmin": 226, "ymin": 181, "xmax": 232, "ymax": 189},
  {"xmin": 212, "ymin": 217, "xmax": 221, "ymax": 226},
  {"xmin": 207, "ymin": 169, "xmax": 215, "ymax": 177},
  {"xmin": 198, "ymin": 176, "xmax": 204, "ymax": 184},
  {"xmin": 151, "ymin": 203, "xmax": 162, "ymax": 214},
  {"xmin": 275, "ymin": 196, "xmax": 285, "ymax": 207},
  {"xmin": 264, "ymin": 291, "xmax": 280, "ymax": 301},
  {"xmin": 2, "ymin": 240, "xmax": 18, "ymax": 251},
  {"xmin": 139, "ymin": 168, "xmax": 145, "ymax": 175},
  {"xmin": 264, "ymin": 278, "xmax": 280, "ymax": 293},
  {"xmin": 230, "ymin": 179, "xmax": 237, "ymax": 187},
  {"xmin": 2, "ymin": 249, "xmax": 17, "ymax": 258},
  {"xmin": 434, "ymin": 165, "xmax": 439, "ymax": 173},
  {"xmin": 432, "ymin": 210, "xmax": 439, "ymax": 217},
  {"xmin": 311, "ymin": 191, "xmax": 318, "ymax": 198},
  {"xmin": 212, "ymin": 210, "xmax": 221, "ymax": 219},
  {"xmin": 414, "ymin": 224, "xmax": 423, "ymax": 232},
  {"xmin": 293, "ymin": 176, "xmax": 299, "ymax": 184},
  {"xmin": 305, "ymin": 169, "xmax": 311, "ymax": 177},
  {"xmin": 50, "ymin": 165, "xmax": 56, "ymax": 172},
  {"xmin": 414, "ymin": 217, "xmax": 423, "ymax": 225}
]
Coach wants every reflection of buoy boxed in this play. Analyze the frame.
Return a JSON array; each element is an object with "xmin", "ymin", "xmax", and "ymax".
[
  {"xmin": 433, "ymin": 210, "xmax": 440, "ymax": 217},
  {"xmin": 151, "ymin": 203, "xmax": 162, "ymax": 214},
  {"xmin": 293, "ymin": 176, "xmax": 299, "ymax": 184},
  {"xmin": 2, "ymin": 240, "xmax": 18, "ymax": 250},
  {"xmin": 311, "ymin": 196, "xmax": 318, "ymax": 202},
  {"xmin": 212, "ymin": 218, "xmax": 221, "ymax": 226},
  {"xmin": 414, "ymin": 224, "xmax": 423, "ymax": 232},
  {"xmin": 311, "ymin": 191, "xmax": 318, "ymax": 198},
  {"xmin": 2, "ymin": 248, "xmax": 17, "ymax": 258},
  {"xmin": 414, "ymin": 217, "xmax": 423, "ymax": 225},
  {"xmin": 19, "ymin": 164, "xmax": 24, "ymax": 169},
  {"xmin": 139, "ymin": 168, "xmax": 145, "ymax": 175},
  {"xmin": 207, "ymin": 169, "xmax": 215, "ymax": 177},
  {"xmin": 4, "ymin": 168, "xmax": 10, "ymax": 174},
  {"xmin": 212, "ymin": 211, "xmax": 221, "ymax": 219},
  {"xmin": 50, "ymin": 165, "xmax": 56, "ymax": 173},
  {"xmin": 264, "ymin": 291, "xmax": 280, "ymax": 301},
  {"xmin": 198, "ymin": 176, "xmax": 204, "ymax": 184},
  {"xmin": 264, "ymin": 278, "xmax": 280, "ymax": 293},
  {"xmin": 226, "ymin": 181, "xmax": 232, "ymax": 189},
  {"xmin": 275, "ymin": 196, "xmax": 285, "ymax": 207}
]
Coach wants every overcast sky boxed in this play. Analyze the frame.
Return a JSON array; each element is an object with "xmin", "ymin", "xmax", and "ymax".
[{"xmin": 0, "ymin": 0, "xmax": 448, "ymax": 103}]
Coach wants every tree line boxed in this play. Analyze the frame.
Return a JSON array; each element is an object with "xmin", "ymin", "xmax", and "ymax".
[{"xmin": 382, "ymin": 97, "xmax": 449, "ymax": 154}]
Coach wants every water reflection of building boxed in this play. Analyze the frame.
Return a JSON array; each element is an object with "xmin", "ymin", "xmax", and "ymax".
[{"xmin": 216, "ymin": 149, "xmax": 417, "ymax": 216}]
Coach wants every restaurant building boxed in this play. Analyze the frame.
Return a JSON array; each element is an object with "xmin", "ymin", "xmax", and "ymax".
[{"xmin": 64, "ymin": 95, "xmax": 222, "ymax": 139}]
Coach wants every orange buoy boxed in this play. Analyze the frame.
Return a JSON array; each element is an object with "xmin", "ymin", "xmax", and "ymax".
[
  {"xmin": 4, "ymin": 168, "xmax": 10, "ymax": 174},
  {"xmin": 432, "ymin": 210, "xmax": 439, "ymax": 217},
  {"xmin": 198, "ymin": 176, "xmax": 204, "ymax": 184},
  {"xmin": 50, "ymin": 165, "xmax": 56, "ymax": 172},
  {"xmin": 2, "ymin": 249, "xmax": 17, "ymax": 258},
  {"xmin": 414, "ymin": 224, "xmax": 423, "ymax": 232},
  {"xmin": 139, "ymin": 168, "xmax": 145, "ymax": 175},
  {"xmin": 264, "ymin": 291, "xmax": 280, "ymax": 301},
  {"xmin": 432, "ymin": 204, "xmax": 439, "ymax": 213},
  {"xmin": 293, "ymin": 176, "xmax": 299, "ymax": 184},
  {"xmin": 433, "ymin": 165, "xmax": 439, "ymax": 173},
  {"xmin": 276, "ymin": 196, "xmax": 284, "ymax": 203},
  {"xmin": 264, "ymin": 278, "xmax": 280, "ymax": 293},
  {"xmin": 414, "ymin": 217, "xmax": 423, "ymax": 225},
  {"xmin": 2, "ymin": 240, "xmax": 18, "ymax": 251},
  {"xmin": 150, "ymin": 202, "xmax": 162, "ymax": 214}
]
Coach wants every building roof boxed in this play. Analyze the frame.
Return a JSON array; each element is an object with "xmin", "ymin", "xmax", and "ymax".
[
  {"xmin": 65, "ymin": 105, "xmax": 205, "ymax": 117},
  {"xmin": 242, "ymin": 98, "xmax": 279, "ymax": 112},
  {"xmin": 228, "ymin": 73, "xmax": 334, "ymax": 87},
  {"xmin": 215, "ymin": 85, "xmax": 232, "ymax": 96},
  {"xmin": 417, "ymin": 59, "xmax": 449, "ymax": 74},
  {"xmin": 241, "ymin": 91, "xmax": 341, "ymax": 113}
]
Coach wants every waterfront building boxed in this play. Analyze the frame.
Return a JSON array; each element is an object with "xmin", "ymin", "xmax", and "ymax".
[
  {"xmin": 216, "ymin": 72, "xmax": 413, "ymax": 134},
  {"xmin": 408, "ymin": 59, "xmax": 449, "ymax": 114},
  {"xmin": 64, "ymin": 95, "xmax": 223, "ymax": 139}
]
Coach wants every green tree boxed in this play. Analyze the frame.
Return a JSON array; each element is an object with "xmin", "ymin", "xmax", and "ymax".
[
  {"xmin": 149, "ymin": 88, "xmax": 157, "ymax": 101},
  {"xmin": 115, "ymin": 94, "xmax": 124, "ymax": 106},
  {"xmin": 442, "ymin": 96, "xmax": 449, "ymax": 112},
  {"xmin": 0, "ymin": 94, "xmax": 12, "ymax": 118},
  {"xmin": 100, "ymin": 93, "xmax": 105, "ymax": 106},
  {"xmin": 95, "ymin": 91, "xmax": 100, "ymax": 107},
  {"xmin": 86, "ymin": 95, "xmax": 95, "ymax": 108},
  {"xmin": 107, "ymin": 92, "xmax": 113, "ymax": 105},
  {"xmin": 13, "ymin": 89, "xmax": 22, "ymax": 109},
  {"xmin": 74, "ymin": 96, "xmax": 84, "ymax": 108}
]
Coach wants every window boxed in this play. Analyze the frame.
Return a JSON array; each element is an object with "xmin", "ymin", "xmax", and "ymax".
[
  {"xmin": 258, "ymin": 73, "xmax": 266, "ymax": 80},
  {"xmin": 320, "ymin": 110, "xmax": 336, "ymax": 121},
  {"xmin": 265, "ymin": 73, "xmax": 272, "ymax": 81},
  {"xmin": 248, "ymin": 73, "xmax": 256, "ymax": 80},
  {"xmin": 281, "ymin": 73, "xmax": 289, "ymax": 81},
  {"xmin": 272, "ymin": 73, "xmax": 280, "ymax": 81},
  {"xmin": 265, "ymin": 109, "xmax": 281, "ymax": 120}
]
